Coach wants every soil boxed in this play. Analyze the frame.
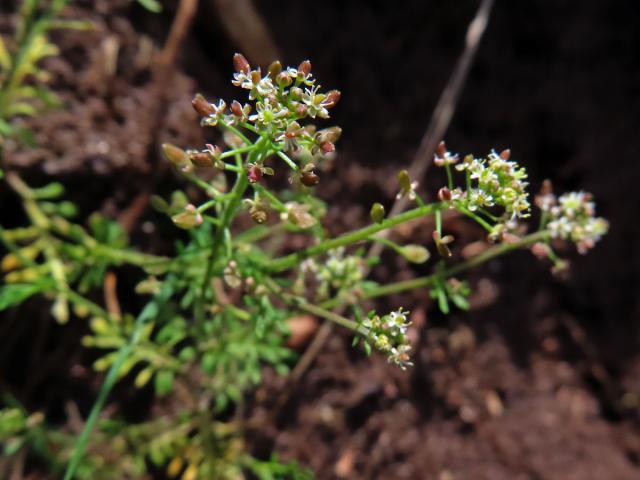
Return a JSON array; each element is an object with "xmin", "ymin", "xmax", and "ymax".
[{"xmin": 2, "ymin": 0, "xmax": 640, "ymax": 479}]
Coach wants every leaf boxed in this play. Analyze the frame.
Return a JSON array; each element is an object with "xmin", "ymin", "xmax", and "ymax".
[
  {"xmin": 0, "ymin": 283, "xmax": 47, "ymax": 310},
  {"xmin": 137, "ymin": 0, "xmax": 163, "ymax": 12},
  {"xmin": 451, "ymin": 293, "xmax": 470, "ymax": 311},
  {"xmin": 154, "ymin": 370, "xmax": 174, "ymax": 396},
  {"xmin": 0, "ymin": 35, "xmax": 12, "ymax": 71},
  {"xmin": 48, "ymin": 19, "xmax": 96, "ymax": 31},
  {"xmin": 134, "ymin": 367, "xmax": 154, "ymax": 388}
]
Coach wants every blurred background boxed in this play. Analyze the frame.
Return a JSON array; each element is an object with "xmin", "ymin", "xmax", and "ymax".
[{"xmin": 2, "ymin": 0, "xmax": 640, "ymax": 478}]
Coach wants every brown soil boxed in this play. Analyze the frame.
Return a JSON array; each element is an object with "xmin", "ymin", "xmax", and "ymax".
[{"xmin": 3, "ymin": 1, "xmax": 640, "ymax": 479}]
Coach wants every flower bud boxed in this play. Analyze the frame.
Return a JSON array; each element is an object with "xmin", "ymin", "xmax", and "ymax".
[
  {"xmin": 233, "ymin": 53, "xmax": 250, "ymax": 73},
  {"xmin": 499, "ymin": 149, "xmax": 511, "ymax": 160},
  {"xmin": 276, "ymin": 72, "xmax": 293, "ymax": 87},
  {"xmin": 301, "ymin": 170, "xmax": 320, "ymax": 187},
  {"xmin": 248, "ymin": 165, "xmax": 263, "ymax": 183},
  {"xmin": 320, "ymin": 141, "xmax": 335, "ymax": 154},
  {"xmin": 436, "ymin": 141, "xmax": 447, "ymax": 158},
  {"xmin": 400, "ymin": 244, "xmax": 430, "ymax": 264},
  {"xmin": 316, "ymin": 126, "xmax": 342, "ymax": 144},
  {"xmin": 295, "ymin": 104, "xmax": 307, "ymax": 117},
  {"xmin": 192, "ymin": 94, "xmax": 216, "ymax": 116},
  {"xmin": 226, "ymin": 100, "xmax": 240, "ymax": 117},
  {"xmin": 398, "ymin": 170, "xmax": 412, "ymax": 192},
  {"xmin": 438, "ymin": 187, "xmax": 452, "ymax": 202},
  {"xmin": 268, "ymin": 60, "xmax": 282, "ymax": 79},
  {"xmin": 323, "ymin": 90, "xmax": 341, "ymax": 107},
  {"xmin": 290, "ymin": 87, "xmax": 303, "ymax": 100},
  {"xmin": 250, "ymin": 207, "xmax": 268, "ymax": 224},
  {"xmin": 189, "ymin": 151, "xmax": 213, "ymax": 168},
  {"xmin": 298, "ymin": 60, "xmax": 311, "ymax": 76},
  {"xmin": 370, "ymin": 202, "xmax": 386, "ymax": 224},
  {"xmin": 172, "ymin": 204, "xmax": 203, "ymax": 229},
  {"xmin": 531, "ymin": 242, "xmax": 549, "ymax": 259},
  {"xmin": 162, "ymin": 143, "xmax": 189, "ymax": 168}
]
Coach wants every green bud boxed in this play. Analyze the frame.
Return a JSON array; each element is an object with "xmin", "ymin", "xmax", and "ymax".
[
  {"xmin": 171, "ymin": 204, "xmax": 203, "ymax": 229},
  {"xmin": 400, "ymin": 244, "xmax": 430, "ymax": 264},
  {"xmin": 398, "ymin": 169, "xmax": 412, "ymax": 192},
  {"xmin": 370, "ymin": 202, "xmax": 386, "ymax": 224},
  {"xmin": 162, "ymin": 143, "xmax": 189, "ymax": 168},
  {"xmin": 51, "ymin": 296, "xmax": 69, "ymax": 324},
  {"xmin": 150, "ymin": 195, "xmax": 170, "ymax": 213},
  {"xmin": 32, "ymin": 182, "xmax": 65, "ymax": 199},
  {"xmin": 268, "ymin": 60, "xmax": 282, "ymax": 79},
  {"xmin": 57, "ymin": 201, "xmax": 78, "ymax": 218},
  {"xmin": 134, "ymin": 367, "xmax": 154, "ymax": 388}
]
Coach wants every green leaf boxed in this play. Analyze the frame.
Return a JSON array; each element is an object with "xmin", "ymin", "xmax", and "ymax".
[
  {"xmin": 137, "ymin": 0, "xmax": 162, "ymax": 12},
  {"xmin": 451, "ymin": 293, "xmax": 470, "ymax": 311},
  {"xmin": 134, "ymin": 367, "xmax": 154, "ymax": 388},
  {"xmin": 154, "ymin": 370, "xmax": 174, "ymax": 396},
  {"xmin": 0, "ymin": 283, "xmax": 47, "ymax": 310},
  {"xmin": 0, "ymin": 35, "xmax": 12, "ymax": 71}
]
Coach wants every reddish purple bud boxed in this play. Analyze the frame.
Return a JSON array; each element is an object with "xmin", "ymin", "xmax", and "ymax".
[
  {"xmin": 233, "ymin": 53, "xmax": 250, "ymax": 73},
  {"xmin": 295, "ymin": 104, "xmax": 307, "ymax": 117},
  {"xmin": 436, "ymin": 141, "xmax": 447, "ymax": 158},
  {"xmin": 231, "ymin": 100, "xmax": 243, "ymax": 117},
  {"xmin": 323, "ymin": 90, "xmax": 341, "ymax": 107},
  {"xmin": 298, "ymin": 60, "xmax": 312, "ymax": 76},
  {"xmin": 301, "ymin": 171, "xmax": 320, "ymax": 187},
  {"xmin": 531, "ymin": 242, "xmax": 549, "ymax": 260},
  {"xmin": 438, "ymin": 186, "xmax": 452, "ymax": 202},
  {"xmin": 540, "ymin": 179, "xmax": 553, "ymax": 196},
  {"xmin": 190, "ymin": 151, "xmax": 213, "ymax": 168},
  {"xmin": 320, "ymin": 141, "xmax": 335, "ymax": 154},
  {"xmin": 192, "ymin": 94, "xmax": 215, "ymax": 117},
  {"xmin": 499, "ymin": 149, "xmax": 511, "ymax": 160},
  {"xmin": 248, "ymin": 165, "xmax": 263, "ymax": 183}
]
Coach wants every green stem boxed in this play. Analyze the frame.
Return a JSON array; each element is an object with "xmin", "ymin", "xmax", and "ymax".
[
  {"xmin": 217, "ymin": 120, "xmax": 253, "ymax": 146},
  {"xmin": 265, "ymin": 279, "xmax": 361, "ymax": 332},
  {"xmin": 275, "ymin": 150, "xmax": 298, "ymax": 171},
  {"xmin": 251, "ymin": 183, "xmax": 287, "ymax": 212},
  {"xmin": 268, "ymin": 202, "xmax": 446, "ymax": 273},
  {"xmin": 355, "ymin": 230, "xmax": 549, "ymax": 301},
  {"xmin": 456, "ymin": 204, "xmax": 493, "ymax": 232},
  {"xmin": 63, "ymin": 282, "xmax": 174, "ymax": 480}
]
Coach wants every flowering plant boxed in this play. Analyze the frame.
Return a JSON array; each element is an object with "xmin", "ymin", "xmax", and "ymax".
[{"xmin": 0, "ymin": 53, "xmax": 608, "ymax": 478}]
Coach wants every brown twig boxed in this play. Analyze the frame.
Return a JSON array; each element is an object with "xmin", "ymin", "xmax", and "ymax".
[
  {"xmin": 103, "ymin": 271, "xmax": 122, "ymax": 319},
  {"xmin": 210, "ymin": 0, "xmax": 280, "ymax": 66},
  {"xmin": 117, "ymin": 0, "xmax": 199, "ymax": 234}
]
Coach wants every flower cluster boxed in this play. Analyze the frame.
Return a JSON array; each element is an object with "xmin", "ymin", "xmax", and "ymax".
[
  {"xmin": 193, "ymin": 54, "xmax": 341, "ymax": 159},
  {"xmin": 543, "ymin": 191, "xmax": 609, "ymax": 254},
  {"xmin": 361, "ymin": 309, "xmax": 413, "ymax": 369},
  {"xmin": 298, "ymin": 247, "xmax": 365, "ymax": 300},
  {"xmin": 451, "ymin": 149, "xmax": 531, "ymax": 220}
]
